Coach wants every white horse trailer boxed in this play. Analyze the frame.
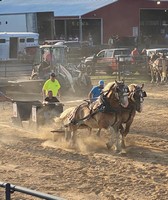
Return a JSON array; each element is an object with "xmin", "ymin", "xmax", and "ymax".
[{"xmin": 0, "ymin": 32, "xmax": 39, "ymax": 61}]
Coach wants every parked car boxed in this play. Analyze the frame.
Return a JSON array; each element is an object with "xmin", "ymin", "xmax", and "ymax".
[
  {"xmin": 146, "ymin": 48, "xmax": 168, "ymax": 58},
  {"xmin": 84, "ymin": 48, "xmax": 133, "ymax": 75}
]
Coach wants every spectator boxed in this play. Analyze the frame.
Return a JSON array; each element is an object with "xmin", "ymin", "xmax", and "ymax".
[
  {"xmin": 141, "ymin": 48, "xmax": 147, "ymax": 56},
  {"xmin": 131, "ymin": 47, "xmax": 139, "ymax": 57},
  {"xmin": 108, "ymin": 36, "xmax": 114, "ymax": 48},
  {"xmin": 131, "ymin": 47, "xmax": 140, "ymax": 65},
  {"xmin": 114, "ymin": 35, "xmax": 120, "ymax": 48},
  {"xmin": 88, "ymin": 33, "xmax": 93, "ymax": 46}
]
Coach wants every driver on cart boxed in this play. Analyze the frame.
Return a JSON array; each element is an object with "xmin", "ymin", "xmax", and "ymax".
[
  {"xmin": 42, "ymin": 90, "xmax": 63, "ymax": 123},
  {"xmin": 43, "ymin": 90, "xmax": 63, "ymax": 113}
]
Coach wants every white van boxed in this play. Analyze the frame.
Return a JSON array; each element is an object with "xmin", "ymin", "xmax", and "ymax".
[{"xmin": 0, "ymin": 32, "xmax": 39, "ymax": 61}]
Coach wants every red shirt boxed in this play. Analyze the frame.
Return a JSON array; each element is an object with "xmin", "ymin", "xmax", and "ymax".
[{"xmin": 131, "ymin": 49, "xmax": 139, "ymax": 56}]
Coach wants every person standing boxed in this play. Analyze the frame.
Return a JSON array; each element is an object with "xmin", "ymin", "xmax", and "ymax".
[
  {"xmin": 88, "ymin": 33, "xmax": 93, "ymax": 46},
  {"xmin": 131, "ymin": 47, "xmax": 139, "ymax": 57},
  {"xmin": 131, "ymin": 47, "xmax": 140, "ymax": 65},
  {"xmin": 42, "ymin": 72, "xmax": 61, "ymax": 101},
  {"xmin": 108, "ymin": 36, "xmax": 114, "ymax": 48},
  {"xmin": 88, "ymin": 80, "xmax": 105, "ymax": 103}
]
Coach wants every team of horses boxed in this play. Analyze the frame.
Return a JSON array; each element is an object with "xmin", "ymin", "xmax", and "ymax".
[
  {"xmin": 148, "ymin": 53, "xmax": 168, "ymax": 84},
  {"xmin": 54, "ymin": 80, "xmax": 147, "ymax": 153}
]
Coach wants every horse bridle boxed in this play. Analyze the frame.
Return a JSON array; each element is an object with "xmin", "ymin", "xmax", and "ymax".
[{"xmin": 129, "ymin": 86, "xmax": 145, "ymax": 103}]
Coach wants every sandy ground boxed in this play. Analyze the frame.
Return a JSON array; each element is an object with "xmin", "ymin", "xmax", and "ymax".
[{"xmin": 0, "ymin": 83, "xmax": 168, "ymax": 200}]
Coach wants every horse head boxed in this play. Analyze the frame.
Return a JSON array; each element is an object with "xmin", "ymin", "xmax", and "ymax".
[
  {"xmin": 128, "ymin": 83, "xmax": 147, "ymax": 112},
  {"xmin": 103, "ymin": 80, "xmax": 129, "ymax": 108}
]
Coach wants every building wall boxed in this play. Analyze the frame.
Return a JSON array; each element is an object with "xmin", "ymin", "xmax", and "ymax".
[
  {"xmin": 0, "ymin": 14, "xmax": 27, "ymax": 32},
  {"xmin": 83, "ymin": 0, "xmax": 168, "ymax": 43}
]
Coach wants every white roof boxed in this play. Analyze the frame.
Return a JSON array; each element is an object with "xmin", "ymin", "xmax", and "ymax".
[
  {"xmin": 0, "ymin": 32, "xmax": 39, "ymax": 35},
  {"xmin": 0, "ymin": 0, "xmax": 118, "ymax": 17}
]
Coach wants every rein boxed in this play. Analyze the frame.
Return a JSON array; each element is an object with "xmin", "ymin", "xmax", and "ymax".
[
  {"xmin": 69, "ymin": 91, "xmax": 120, "ymax": 125},
  {"xmin": 69, "ymin": 82, "xmax": 127, "ymax": 126}
]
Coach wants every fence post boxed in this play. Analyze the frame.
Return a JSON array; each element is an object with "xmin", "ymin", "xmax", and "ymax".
[
  {"xmin": 5, "ymin": 60, "xmax": 7, "ymax": 77},
  {"xmin": 5, "ymin": 183, "xmax": 11, "ymax": 200}
]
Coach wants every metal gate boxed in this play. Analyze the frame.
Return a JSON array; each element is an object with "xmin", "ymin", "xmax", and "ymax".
[{"xmin": 0, "ymin": 182, "xmax": 65, "ymax": 200}]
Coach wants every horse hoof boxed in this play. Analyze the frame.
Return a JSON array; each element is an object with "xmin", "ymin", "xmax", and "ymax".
[
  {"xmin": 106, "ymin": 143, "xmax": 112, "ymax": 150},
  {"xmin": 119, "ymin": 149, "xmax": 127, "ymax": 155}
]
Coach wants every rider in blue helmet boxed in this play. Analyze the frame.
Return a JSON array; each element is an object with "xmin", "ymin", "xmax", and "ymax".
[{"xmin": 88, "ymin": 80, "xmax": 105, "ymax": 103}]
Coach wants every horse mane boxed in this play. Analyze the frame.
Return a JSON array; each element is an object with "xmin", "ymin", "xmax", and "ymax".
[
  {"xmin": 59, "ymin": 107, "xmax": 76, "ymax": 120},
  {"xmin": 103, "ymin": 80, "xmax": 125, "ymax": 94},
  {"xmin": 103, "ymin": 82, "xmax": 115, "ymax": 92},
  {"xmin": 102, "ymin": 82, "xmax": 116, "ymax": 98},
  {"xmin": 128, "ymin": 83, "xmax": 144, "ymax": 92},
  {"xmin": 128, "ymin": 84, "xmax": 137, "ymax": 92}
]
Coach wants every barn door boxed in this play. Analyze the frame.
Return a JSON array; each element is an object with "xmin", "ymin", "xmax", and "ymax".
[{"xmin": 9, "ymin": 37, "xmax": 18, "ymax": 59}]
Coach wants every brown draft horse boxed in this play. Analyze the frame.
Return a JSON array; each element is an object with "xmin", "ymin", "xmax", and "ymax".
[
  {"xmin": 105, "ymin": 83, "xmax": 147, "ymax": 152},
  {"xmin": 120, "ymin": 84, "xmax": 147, "ymax": 148},
  {"xmin": 57, "ymin": 80, "xmax": 129, "ymax": 152}
]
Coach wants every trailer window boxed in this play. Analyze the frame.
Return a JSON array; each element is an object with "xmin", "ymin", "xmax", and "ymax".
[
  {"xmin": 0, "ymin": 39, "xmax": 6, "ymax": 43},
  {"xmin": 20, "ymin": 38, "xmax": 25, "ymax": 43},
  {"xmin": 27, "ymin": 38, "xmax": 34, "ymax": 43}
]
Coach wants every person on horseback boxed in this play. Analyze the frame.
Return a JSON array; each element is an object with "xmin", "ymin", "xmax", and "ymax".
[{"xmin": 88, "ymin": 80, "xmax": 105, "ymax": 103}]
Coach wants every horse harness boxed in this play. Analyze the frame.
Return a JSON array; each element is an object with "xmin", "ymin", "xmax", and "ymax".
[{"xmin": 69, "ymin": 93, "xmax": 121, "ymax": 126}]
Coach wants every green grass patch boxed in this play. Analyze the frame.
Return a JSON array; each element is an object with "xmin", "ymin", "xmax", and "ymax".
[{"xmin": 91, "ymin": 72, "xmax": 150, "ymax": 85}]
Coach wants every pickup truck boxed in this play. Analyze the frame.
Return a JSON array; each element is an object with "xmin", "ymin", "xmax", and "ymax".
[{"xmin": 84, "ymin": 48, "xmax": 133, "ymax": 75}]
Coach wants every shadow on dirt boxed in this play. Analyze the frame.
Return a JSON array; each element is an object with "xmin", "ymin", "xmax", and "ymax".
[{"xmin": 126, "ymin": 144, "xmax": 168, "ymax": 167}]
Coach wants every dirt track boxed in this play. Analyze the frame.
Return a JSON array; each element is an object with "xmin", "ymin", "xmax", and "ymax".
[{"xmin": 0, "ymin": 83, "xmax": 168, "ymax": 200}]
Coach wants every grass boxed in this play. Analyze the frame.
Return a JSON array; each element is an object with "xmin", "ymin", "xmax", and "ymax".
[{"xmin": 90, "ymin": 71, "xmax": 150, "ymax": 86}]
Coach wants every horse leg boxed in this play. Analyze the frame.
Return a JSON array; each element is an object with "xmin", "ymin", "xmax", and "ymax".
[
  {"xmin": 114, "ymin": 126, "xmax": 122, "ymax": 153},
  {"xmin": 150, "ymin": 64, "xmax": 156, "ymax": 83},
  {"xmin": 155, "ymin": 72, "xmax": 159, "ymax": 83},
  {"xmin": 120, "ymin": 124, "xmax": 126, "ymax": 149},
  {"xmin": 106, "ymin": 126, "xmax": 121, "ymax": 151},
  {"xmin": 106, "ymin": 126, "xmax": 115, "ymax": 150},
  {"xmin": 150, "ymin": 69, "xmax": 154, "ymax": 83},
  {"xmin": 64, "ymin": 127, "xmax": 71, "ymax": 141},
  {"xmin": 88, "ymin": 127, "xmax": 92, "ymax": 136},
  {"xmin": 69, "ymin": 126, "xmax": 78, "ymax": 147},
  {"xmin": 120, "ymin": 117, "xmax": 134, "ymax": 150},
  {"xmin": 96, "ymin": 128, "xmax": 101, "ymax": 137},
  {"xmin": 64, "ymin": 124, "xmax": 77, "ymax": 148}
]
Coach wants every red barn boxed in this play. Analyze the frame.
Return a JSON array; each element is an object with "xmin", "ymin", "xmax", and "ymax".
[
  {"xmin": 54, "ymin": 0, "xmax": 168, "ymax": 46},
  {"xmin": 1, "ymin": 0, "xmax": 168, "ymax": 46}
]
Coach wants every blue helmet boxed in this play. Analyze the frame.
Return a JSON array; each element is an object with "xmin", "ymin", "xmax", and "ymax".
[{"xmin": 98, "ymin": 80, "xmax": 104, "ymax": 86}]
